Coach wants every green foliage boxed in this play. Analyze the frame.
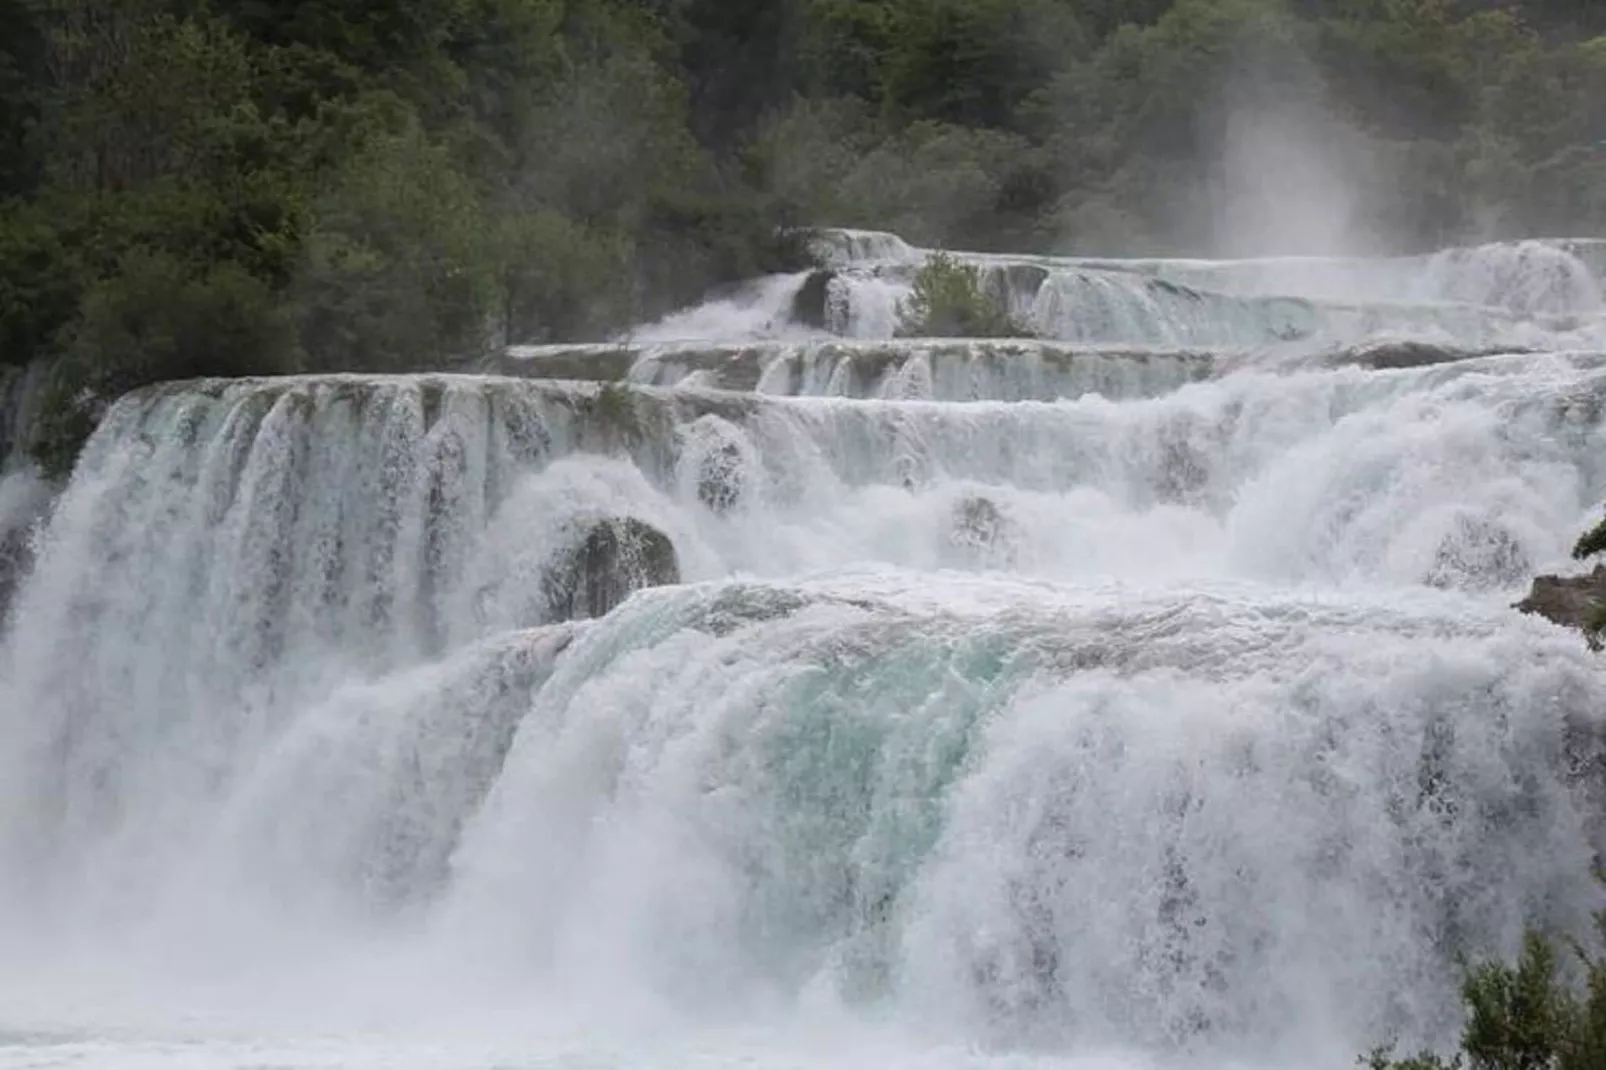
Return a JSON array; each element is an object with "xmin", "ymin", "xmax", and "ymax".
[
  {"xmin": 750, "ymin": 104, "xmax": 1044, "ymax": 249},
  {"xmin": 495, "ymin": 208, "xmax": 635, "ymax": 343},
  {"xmin": 0, "ymin": 0, "xmax": 45, "ymax": 198},
  {"xmin": 877, "ymin": 0, "xmax": 1088, "ymax": 130},
  {"xmin": 1362, "ymin": 1046, "xmax": 1459, "ymax": 1070},
  {"xmin": 897, "ymin": 252, "xmax": 1026, "ymax": 338},
  {"xmin": 588, "ymin": 381, "xmax": 641, "ymax": 442},
  {"xmin": 68, "ymin": 249, "xmax": 298, "ymax": 389},
  {"xmin": 292, "ymin": 119, "xmax": 498, "ymax": 370},
  {"xmin": 33, "ymin": 248, "xmax": 296, "ymax": 477},
  {"xmin": 0, "ymin": 200, "xmax": 80, "ymax": 368},
  {"xmin": 1585, "ymin": 602, "xmax": 1606, "ymax": 641},
  {"xmin": 42, "ymin": 10, "xmax": 259, "ymax": 194},
  {"xmin": 1573, "ymin": 515, "xmax": 1606, "ymax": 561},
  {"xmin": 1367, "ymin": 909, "xmax": 1606, "ymax": 1070},
  {"xmin": 1460, "ymin": 933, "xmax": 1571, "ymax": 1070},
  {"xmin": 511, "ymin": 49, "xmax": 705, "ymax": 227}
]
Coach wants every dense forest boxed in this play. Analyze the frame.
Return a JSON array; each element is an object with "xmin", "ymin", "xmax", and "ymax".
[{"xmin": 0, "ymin": 0, "xmax": 1604, "ymax": 474}]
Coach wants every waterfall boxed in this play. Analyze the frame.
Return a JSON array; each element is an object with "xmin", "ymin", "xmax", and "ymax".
[
  {"xmin": 788, "ymin": 229, "xmax": 1606, "ymax": 353},
  {"xmin": 501, "ymin": 340, "xmax": 1215, "ymax": 402},
  {"xmin": 4, "ymin": 229, "xmax": 1606, "ymax": 1070}
]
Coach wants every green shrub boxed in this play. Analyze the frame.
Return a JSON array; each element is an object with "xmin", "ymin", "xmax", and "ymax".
[
  {"xmin": 495, "ymin": 208, "xmax": 636, "ymax": 344},
  {"xmin": 0, "ymin": 202, "xmax": 80, "ymax": 368},
  {"xmin": 896, "ymin": 251, "xmax": 1027, "ymax": 338},
  {"xmin": 29, "ymin": 249, "xmax": 297, "ymax": 478},
  {"xmin": 292, "ymin": 120, "xmax": 499, "ymax": 372},
  {"xmin": 589, "ymin": 381, "xmax": 641, "ymax": 440},
  {"xmin": 1573, "ymin": 514, "xmax": 1606, "ymax": 561},
  {"xmin": 1367, "ymin": 912, "xmax": 1606, "ymax": 1070}
]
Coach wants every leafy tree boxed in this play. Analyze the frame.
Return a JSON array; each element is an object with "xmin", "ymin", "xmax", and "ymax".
[
  {"xmin": 0, "ymin": 0, "xmax": 45, "ymax": 197},
  {"xmin": 494, "ymin": 208, "xmax": 635, "ymax": 343},
  {"xmin": 34, "ymin": 248, "xmax": 296, "ymax": 477},
  {"xmin": 0, "ymin": 201, "xmax": 79, "ymax": 368},
  {"xmin": 292, "ymin": 118, "xmax": 499, "ymax": 371},
  {"xmin": 879, "ymin": 0, "xmax": 1087, "ymax": 130}
]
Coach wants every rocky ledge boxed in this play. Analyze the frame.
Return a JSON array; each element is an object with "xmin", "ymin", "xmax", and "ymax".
[
  {"xmin": 1515, "ymin": 515, "xmax": 1606, "ymax": 648},
  {"xmin": 1517, "ymin": 565, "xmax": 1606, "ymax": 649}
]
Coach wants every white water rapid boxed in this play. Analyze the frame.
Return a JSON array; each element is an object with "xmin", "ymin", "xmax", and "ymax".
[{"xmin": 4, "ymin": 232, "xmax": 1606, "ymax": 1070}]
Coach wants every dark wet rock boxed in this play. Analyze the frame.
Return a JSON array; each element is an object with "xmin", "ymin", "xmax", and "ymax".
[
  {"xmin": 0, "ymin": 468, "xmax": 52, "ymax": 623},
  {"xmin": 0, "ymin": 523, "xmax": 31, "ymax": 621},
  {"xmin": 949, "ymin": 495, "xmax": 1020, "ymax": 567},
  {"xmin": 697, "ymin": 440, "xmax": 746, "ymax": 513},
  {"xmin": 1516, "ymin": 565, "xmax": 1606, "ymax": 648},
  {"xmin": 1158, "ymin": 440, "xmax": 1209, "ymax": 502},
  {"xmin": 490, "ymin": 346, "xmax": 638, "ymax": 383},
  {"xmin": 698, "ymin": 586, "xmax": 811, "ymax": 637},
  {"xmin": 1426, "ymin": 515, "xmax": 1531, "ymax": 591},
  {"xmin": 1153, "ymin": 415, "xmax": 1213, "ymax": 503},
  {"xmin": 1149, "ymin": 277, "xmax": 1203, "ymax": 301},
  {"xmin": 984, "ymin": 264, "xmax": 1049, "ymax": 310},
  {"xmin": 0, "ymin": 360, "xmax": 50, "ymax": 467},
  {"xmin": 953, "ymin": 496, "xmax": 1006, "ymax": 550},
  {"xmin": 1346, "ymin": 341, "xmax": 1532, "ymax": 371},
  {"xmin": 791, "ymin": 271, "xmax": 837, "ymax": 331},
  {"xmin": 543, "ymin": 517, "xmax": 681, "ymax": 622}
]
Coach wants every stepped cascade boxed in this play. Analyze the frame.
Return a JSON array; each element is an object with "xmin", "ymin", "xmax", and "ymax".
[{"xmin": 4, "ymin": 229, "xmax": 1606, "ymax": 1070}]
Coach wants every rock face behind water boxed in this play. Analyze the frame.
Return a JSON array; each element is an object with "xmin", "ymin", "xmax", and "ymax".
[
  {"xmin": 697, "ymin": 441, "xmax": 745, "ymax": 513},
  {"xmin": 543, "ymin": 517, "xmax": 681, "ymax": 622},
  {"xmin": 1516, "ymin": 565, "xmax": 1606, "ymax": 648},
  {"xmin": 0, "ymin": 524, "xmax": 29, "ymax": 621},
  {"xmin": 790, "ymin": 271, "xmax": 836, "ymax": 331}
]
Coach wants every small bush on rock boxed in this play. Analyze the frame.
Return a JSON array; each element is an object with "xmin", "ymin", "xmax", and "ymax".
[{"xmin": 896, "ymin": 252, "xmax": 1027, "ymax": 338}]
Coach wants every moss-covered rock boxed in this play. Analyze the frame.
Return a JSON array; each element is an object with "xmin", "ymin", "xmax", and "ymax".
[{"xmin": 543, "ymin": 517, "xmax": 680, "ymax": 621}]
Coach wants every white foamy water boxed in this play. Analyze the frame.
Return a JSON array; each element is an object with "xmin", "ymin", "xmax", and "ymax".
[
  {"xmin": 3, "ymin": 231, "xmax": 1606, "ymax": 1070},
  {"xmin": 798, "ymin": 228, "xmax": 1606, "ymax": 352}
]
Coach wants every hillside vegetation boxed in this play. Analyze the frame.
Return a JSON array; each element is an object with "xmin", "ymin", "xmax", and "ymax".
[{"xmin": 0, "ymin": 0, "xmax": 1603, "ymax": 472}]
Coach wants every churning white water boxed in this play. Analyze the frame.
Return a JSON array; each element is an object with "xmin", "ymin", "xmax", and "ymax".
[{"xmin": 3, "ymin": 232, "xmax": 1606, "ymax": 1070}]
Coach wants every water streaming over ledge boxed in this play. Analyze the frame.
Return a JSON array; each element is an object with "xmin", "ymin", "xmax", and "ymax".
[{"xmin": 3, "ymin": 231, "xmax": 1606, "ymax": 1070}]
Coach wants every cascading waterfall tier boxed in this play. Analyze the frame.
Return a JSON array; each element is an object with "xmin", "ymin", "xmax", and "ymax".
[
  {"xmin": 764, "ymin": 228, "xmax": 1606, "ymax": 355},
  {"xmin": 444, "ymin": 574, "xmax": 1606, "ymax": 1055},
  {"xmin": 7, "ymin": 228, "xmax": 1606, "ymax": 1070},
  {"xmin": 498, "ymin": 339, "xmax": 1216, "ymax": 402}
]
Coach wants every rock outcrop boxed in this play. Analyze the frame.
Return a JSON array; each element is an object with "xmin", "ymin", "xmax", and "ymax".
[
  {"xmin": 696, "ymin": 440, "xmax": 746, "ymax": 513},
  {"xmin": 790, "ymin": 270, "xmax": 836, "ymax": 331},
  {"xmin": 948, "ymin": 494, "xmax": 1020, "ymax": 568},
  {"xmin": 1516, "ymin": 564, "xmax": 1606, "ymax": 649},
  {"xmin": 543, "ymin": 517, "xmax": 681, "ymax": 622},
  {"xmin": 0, "ymin": 524, "xmax": 30, "ymax": 621}
]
